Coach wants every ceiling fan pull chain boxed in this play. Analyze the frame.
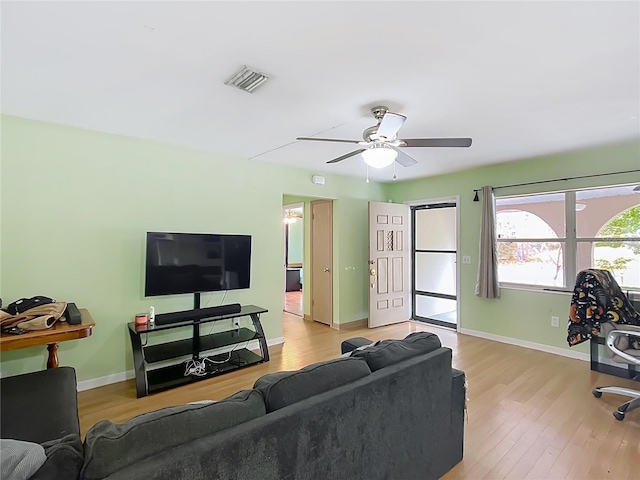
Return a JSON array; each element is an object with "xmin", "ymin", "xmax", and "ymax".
[
  {"xmin": 366, "ymin": 164, "xmax": 370, "ymax": 183},
  {"xmin": 393, "ymin": 161, "xmax": 397, "ymax": 181}
]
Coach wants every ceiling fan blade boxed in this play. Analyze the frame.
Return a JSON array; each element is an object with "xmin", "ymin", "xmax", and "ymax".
[
  {"xmin": 376, "ymin": 112, "xmax": 407, "ymax": 140},
  {"xmin": 389, "ymin": 146, "xmax": 418, "ymax": 167},
  {"xmin": 297, "ymin": 137, "xmax": 363, "ymax": 144},
  {"xmin": 400, "ymin": 138, "xmax": 473, "ymax": 148},
  {"xmin": 327, "ymin": 149, "xmax": 366, "ymax": 164}
]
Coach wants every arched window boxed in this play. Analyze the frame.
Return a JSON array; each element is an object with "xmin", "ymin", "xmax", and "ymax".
[
  {"xmin": 592, "ymin": 205, "xmax": 640, "ymax": 288},
  {"xmin": 496, "ymin": 210, "xmax": 564, "ymax": 286},
  {"xmin": 495, "ymin": 185, "xmax": 639, "ymax": 289}
]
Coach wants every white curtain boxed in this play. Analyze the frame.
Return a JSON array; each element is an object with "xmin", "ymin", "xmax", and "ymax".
[{"xmin": 476, "ymin": 186, "xmax": 500, "ymax": 298}]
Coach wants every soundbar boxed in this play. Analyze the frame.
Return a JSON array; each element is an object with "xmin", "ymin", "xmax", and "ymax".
[{"xmin": 154, "ymin": 303, "xmax": 242, "ymax": 325}]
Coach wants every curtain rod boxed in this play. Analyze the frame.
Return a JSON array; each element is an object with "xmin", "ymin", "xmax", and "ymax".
[{"xmin": 472, "ymin": 169, "xmax": 640, "ymax": 201}]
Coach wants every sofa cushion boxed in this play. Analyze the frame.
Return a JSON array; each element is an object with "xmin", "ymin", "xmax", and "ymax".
[
  {"xmin": 350, "ymin": 332, "xmax": 441, "ymax": 371},
  {"xmin": 81, "ymin": 389, "xmax": 265, "ymax": 480},
  {"xmin": 254, "ymin": 357, "xmax": 371, "ymax": 413},
  {"xmin": 31, "ymin": 434, "xmax": 83, "ymax": 480}
]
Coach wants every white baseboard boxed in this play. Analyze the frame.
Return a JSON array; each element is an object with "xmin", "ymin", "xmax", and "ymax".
[
  {"xmin": 77, "ymin": 336, "xmax": 285, "ymax": 392},
  {"xmin": 78, "ymin": 370, "xmax": 135, "ymax": 391},
  {"xmin": 459, "ymin": 328, "xmax": 590, "ymax": 362}
]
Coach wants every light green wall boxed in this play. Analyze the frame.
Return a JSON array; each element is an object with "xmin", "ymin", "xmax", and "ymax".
[
  {"xmin": 287, "ymin": 220, "xmax": 303, "ymax": 265},
  {"xmin": 334, "ymin": 198, "xmax": 371, "ymax": 323},
  {"xmin": 0, "ymin": 115, "xmax": 385, "ymax": 381},
  {"xmin": 385, "ymin": 140, "xmax": 640, "ymax": 355},
  {"xmin": 0, "ymin": 119, "xmax": 3, "ymax": 296}
]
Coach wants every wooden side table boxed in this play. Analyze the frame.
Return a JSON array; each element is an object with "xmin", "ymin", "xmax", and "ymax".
[{"xmin": 0, "ymin": 308, "xmax": 94, "ymax": 368}]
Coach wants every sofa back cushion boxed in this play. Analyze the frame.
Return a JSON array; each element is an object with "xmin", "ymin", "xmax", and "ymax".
[
  {"xmin": 254, "ymin": 357, "xmax": 371, "ymax": 413},
  {"xmin": 350, "ymin": 332, "xmax": 441, "ymax": 371},
  {"xmin": 81, "ymin": 389, "xmax": 264, "ymax": 480}
]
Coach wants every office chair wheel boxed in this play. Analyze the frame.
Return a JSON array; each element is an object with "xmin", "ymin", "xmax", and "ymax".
[
  {"xmin": 592, "ymin": 389, "xmax": 602, "ymax": 398},
  {"xmin": 613, "ymin": 411, "xmax": 625, "ymax": 421}
]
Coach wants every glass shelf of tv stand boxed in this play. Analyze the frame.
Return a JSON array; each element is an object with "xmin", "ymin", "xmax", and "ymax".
[
  {"xmin": 127, "ymin": 304, "xmax": 269, "ymax": 397},
  {"xmin": 129, "ymin": 305, "xmax": 268, "ymax": 333},
  {"xmin": 142, "ymin": 327, "xmax": 262, "ymax": 364},
  {"xmin": 146, "ymin": 348, "xmax": 264, "ymax": 395}
]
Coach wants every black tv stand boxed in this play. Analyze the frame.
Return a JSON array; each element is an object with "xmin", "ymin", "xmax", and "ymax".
[{"xmin": 127, "ymin": 305, "xmax": 269, "ymax": 398}]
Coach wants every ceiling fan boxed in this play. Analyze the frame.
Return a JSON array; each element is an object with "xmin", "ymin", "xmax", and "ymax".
[
  {"xmin": 296, "ymin": 106, "xmax": 472, "ymax": 169},
  {"xmin": 284, "ymin": 209, "xmax": 302, "ymax": 224}
]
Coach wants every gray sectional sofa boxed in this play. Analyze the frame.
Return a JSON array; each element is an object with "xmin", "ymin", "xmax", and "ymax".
[{"xmin": 1, "ymin": 332, "xmax": 466, "ymax": 480}]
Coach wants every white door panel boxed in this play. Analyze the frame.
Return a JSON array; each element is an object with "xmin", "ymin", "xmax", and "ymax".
[
  {"xmin": 415, "ymin": 208, "xmax": 457, "ymax": 250},
  {"xmin": 415, "ymin": 252, "xmax": 456, "ymax": 295},
  {"xmin": 369, "ymin": 202, "xmax": 410, "ymax": 328}
]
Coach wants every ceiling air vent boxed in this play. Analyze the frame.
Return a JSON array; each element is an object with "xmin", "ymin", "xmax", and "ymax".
[{"xmin": 224, "ymin": 65, "xmax": 269, "ymax": 93}]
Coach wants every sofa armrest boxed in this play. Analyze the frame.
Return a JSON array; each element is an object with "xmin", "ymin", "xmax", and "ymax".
[
  {"xmin": 0, "ymin": 367, "xmax": 80, "ymax": 444},
  {"xmin": 341, "ymin": 337, "xmax": 373, "ymax": 354},
  {"xmin": 450, "ymin": 368, "xmax": 466, "ymax": 467}
]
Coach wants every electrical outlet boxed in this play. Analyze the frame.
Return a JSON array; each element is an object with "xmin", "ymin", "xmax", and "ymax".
[
  {"xmin": 462, "ymin": 255, "xmax": 472, "ymax": 264},
  {"xmin": 551, "ymin": 316, "xmax": 560, "ymax": 328},
  {"xmin": 233, "ymin": 318, "xmax": 240, "ymax": 330}
]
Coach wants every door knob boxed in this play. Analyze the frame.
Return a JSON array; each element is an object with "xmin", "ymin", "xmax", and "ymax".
[
  {"xmin": 324, "ymin": 267, "xmax": 330, "ymax": 272},
  {"xmin": 369, "ymin": 269, "xmax": 376, "ymax": 276}
]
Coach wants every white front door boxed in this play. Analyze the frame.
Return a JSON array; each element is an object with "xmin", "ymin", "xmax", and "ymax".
[{"xmin": 369, "ymin": 201, "xmax": 411, "ymax": 328}]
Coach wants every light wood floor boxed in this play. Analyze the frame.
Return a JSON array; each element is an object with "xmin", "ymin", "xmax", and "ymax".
[
  {"xmin": 78, "ymin": 313, "xmax": 640, "ymax": 479},
  {"xmin": 284, "ymin": 290, "xmax": 303, "ymax": 316}
]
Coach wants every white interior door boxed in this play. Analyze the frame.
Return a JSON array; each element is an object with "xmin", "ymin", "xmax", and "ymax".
[
  {"xmin": 369, "ymin": 201, "xmax": 410, "ymax": 328},
  {"xmin": 311, "ymin": 200, "xmax": 333, "ymax": 325}
]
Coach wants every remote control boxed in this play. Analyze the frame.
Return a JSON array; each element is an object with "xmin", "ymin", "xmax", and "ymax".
[{"xmin": 4, "ymin": 327, "xmax": 28, "ymax": 335}]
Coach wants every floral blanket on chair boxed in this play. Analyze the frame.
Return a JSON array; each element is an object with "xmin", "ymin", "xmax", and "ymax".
[{"xmin": 567, "ymin": 269, "xmax": 640, "ymax": 347}]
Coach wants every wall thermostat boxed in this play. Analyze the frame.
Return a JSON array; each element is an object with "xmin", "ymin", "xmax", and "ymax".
[{"xmin": 312, "ymin": 175, "xmax": 325, "ymax": 185}]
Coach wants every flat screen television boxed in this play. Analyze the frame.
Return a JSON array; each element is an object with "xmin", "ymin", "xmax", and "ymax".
[{"xmin": 145, "ymin": 232, "xmax": 252, "ymax": 297}]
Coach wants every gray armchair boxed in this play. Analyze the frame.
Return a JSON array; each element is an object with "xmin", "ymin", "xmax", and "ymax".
[{"xmin": 592, "ymin": 321, "xmax": 640, "ymax": 421}]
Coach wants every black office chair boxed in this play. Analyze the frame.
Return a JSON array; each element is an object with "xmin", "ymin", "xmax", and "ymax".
[
  {"xmin": 592, "ymin": 321, "xmax": 640, "ymax": 420},
  {"xmin": 568, "ymin": 269, "xmax": 640, "ymax": 421}
]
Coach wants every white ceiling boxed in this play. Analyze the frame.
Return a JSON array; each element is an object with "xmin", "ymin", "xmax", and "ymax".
[{"xmin": 2, "ymin": 1, "xmax": 639, "ymax": 183}]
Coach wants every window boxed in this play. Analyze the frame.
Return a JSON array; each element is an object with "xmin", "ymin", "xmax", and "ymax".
[{"xmin": 496, "ymin": 184, "xmax": 640, "ymax": 290}]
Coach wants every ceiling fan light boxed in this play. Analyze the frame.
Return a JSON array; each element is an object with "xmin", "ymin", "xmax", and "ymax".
[{"xmin": 362, "ymin": 145, "xmax": 397, "ymax": 168}]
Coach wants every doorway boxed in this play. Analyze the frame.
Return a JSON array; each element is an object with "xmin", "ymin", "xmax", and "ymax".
[
  {"xmin": 411, "ymin": 201, "xmax": 459, "ymax": 328},
  {"xmin": 283, "ymin": 204, "xmax": 303, "ymax": 317}
]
